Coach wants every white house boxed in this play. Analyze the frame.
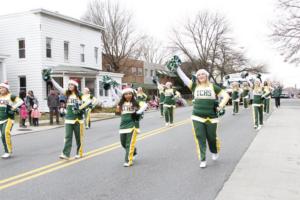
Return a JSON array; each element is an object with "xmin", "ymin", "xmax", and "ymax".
[{"xmin": 0, "ymin": 9, "xmax": 123, "ymax": 111}]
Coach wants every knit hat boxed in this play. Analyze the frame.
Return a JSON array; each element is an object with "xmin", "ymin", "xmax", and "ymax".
[
  {"xmin": 0, "ymin": 81, "xmax": 9, "ymax": 90},
  {"xmin": 195, "ymin": 69, "xmax": 209, "ymax": 77},
  {"xmin": 68, "ymin": 79, "xmax": 79, "ymax": 87}
]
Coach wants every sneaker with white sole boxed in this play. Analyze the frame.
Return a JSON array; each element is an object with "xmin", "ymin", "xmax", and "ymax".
[
  {"xmin": 123, "ymin": 162, "xmax": 132, "ymax": 167},
  {"xmin": 257, "ymin": 125, "xmax": 262, "ymax": 130},
  {"xmin": 254, "ymin": 125, "xmax": 258, "ymax": 129},
  {"xmin": 75, "ymin": 154, "xmax": 82, "ymax": 159},
  {"xmin": 212, "ymin": 153, "xmax": 219, "ymax": 161},
  {"xmin": 169, "ymin": 123, "xmax": 174, "ymax": 127},
  {"xmin": 1, "ymin": 153, "xmax": 11, "ymax": 159},
  {"xmin": 200, "ymin": 161, "xmax": 207, "ymax": 168},
  {"xmin": 165, "ymin": 123, "xmax": 169, "ymax": 127},
  {"xmin": 59, "ymin": 154, "xmax": 70, "ymax": 160}
]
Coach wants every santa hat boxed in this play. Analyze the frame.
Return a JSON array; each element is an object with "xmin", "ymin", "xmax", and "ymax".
[
  {"xmin": 68, "ymin": 79, "xmax": 79, "ymax": 87},
  {"xmin": 122, "ymin": 87, "xmax": 134, "ymax": 95},
  {"xmin": 0, "ymin": 81, "xmax": 9, "ymax": 90}
]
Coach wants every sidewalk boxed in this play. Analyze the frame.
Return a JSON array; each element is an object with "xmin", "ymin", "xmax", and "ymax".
[
  {"xmin": 215, "ymin": 100, "xmax": 300, "ymax": 200},
  {"xmin": 11, "ymin": 112, "xmax": 116, "ymax": 136}
]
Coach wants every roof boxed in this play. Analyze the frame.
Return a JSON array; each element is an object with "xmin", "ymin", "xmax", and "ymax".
[
  {"xmin": 31, "ymin": 9, "xmax": 104, "ymax": 31},
  {"xmin": 49, "ymin": 65, "xmax": 100, "ymax": 75}
]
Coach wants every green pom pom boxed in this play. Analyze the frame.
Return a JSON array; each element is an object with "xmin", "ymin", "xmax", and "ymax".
[
  {"xmin": 42, "ymin": 69, "xmax": 52, "ymax": 82},
  {"xmin": 166, "ymin": 55, "xmax": 182, "ymax": 72}
]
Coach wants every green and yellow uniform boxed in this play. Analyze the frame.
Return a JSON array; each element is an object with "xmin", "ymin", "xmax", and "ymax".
[
  {"xmin": 63, "ymin": 92, "xmax": 90, "ymax": 158},
  {"xmin": 188, "ymin": 80, "xmax": 227, "ymax": 161},
  {"xmin": 163, "ymin": 88, "xmax": 180, "ymax": 124},
  {"xmin": 252, "ymin": 88, "xmax": 264, "ymax": 127},
  {"xmin": 232, "ymin": 89, "xmax": 240, "ymax": 114},
  {"xmin": 82, "ymin": 94, "xmax": 97, "ymax": 129},
  {"xmin": 119, "ymin": 102, "xmax": 139, "ymax": 165},
  {"xmin": 158, "ymin": 86, "xmax": 165, "ymax": 117},
  {"xmin": 263, "ymin": 86, "xmax": 272, "ymax": 114},
  {"xmin": 0, "ymin": 94, "xmax": 23, "ymax": 154},
  {"xmin": 242, "ymin": 87, "xmax": 250, "ymax": 108},
  {"xmin": 136, "ymin": 92, "xmax": 147, "ymax": 107}
]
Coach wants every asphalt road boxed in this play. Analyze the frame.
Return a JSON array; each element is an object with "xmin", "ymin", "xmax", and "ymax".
[{"xmin": 0, "ymin": 102, "xmax": 273, "ymax": 200}]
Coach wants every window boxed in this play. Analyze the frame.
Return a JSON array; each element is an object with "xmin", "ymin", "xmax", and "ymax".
[
  {"xmin": 18, "ymin": 39, "xmax": 25, "ymax": 59},
  {"xmin": 137, "ymin": 68, "xmax": 143, "ymax": 76},
  {"xmin": 46, "ymin": 37, "xmax": 52, "ymax": 58},
  {"xmin": 94, "ymin": 47, "xmax": 98, "ymax": 64},
  {"xmin": 131, "ymin": 67, "xmax": 137, "ymax": 75},
  {"xmin": 99, "ymin": 81, "xmax": 109, "ymax": 97},
  {"xmin": 150, "ymin": 70, "xmax": 153, "ymax": 76},
  {"xmin": 19, "ymin": 76, "xmax": 26, "ymax": 95},
  {"xmin": 80, "ymin": 44, "xmax": 85, "ymax": 63},
  {"xmin": 144, "ymin": 69, "xmax": 148, "ymax": 77},
  {"xmin": 64, "ymin": 41, "xmax": 69, "ymax": 61}
]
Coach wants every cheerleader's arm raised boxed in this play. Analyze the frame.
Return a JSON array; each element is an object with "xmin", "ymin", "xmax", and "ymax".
[
  {"xmin": 176, "ymin": 67, "xmax": 192, "ymax": 88},
  {"xmin": 51, "ymin": 78, "xmax": 65, "ymax": 94}
]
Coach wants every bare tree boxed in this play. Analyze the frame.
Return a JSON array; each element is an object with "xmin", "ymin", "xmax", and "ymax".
[
  {"xmin": 171, "ymin": 11, "xmax": 234, "ymax": 83},
  {"xmin": 138, "ymin": 37, "xmax": 169, "ymax": 65},
  {"xmin": 82, "ymin": 0, "xmax": 146, "ymax": 72},
  {"xmin": 272, "ymin": 0, "xmax": 300, "ymax": 65}
]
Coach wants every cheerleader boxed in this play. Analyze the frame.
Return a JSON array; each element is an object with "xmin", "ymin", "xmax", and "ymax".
[
  {"xmin": 231, "ymin": 82, "xmax": 240, "ymax": 115},
  {"xmin": 162, "ymin": 82, "xmax": 180, "ymax": 127},
  {"xmin": 176, "ymin": 67, "xmax": 229, "ymax": 168},
  {"xmin": 136, "ymin": 87, "xmax": 148, "ymax": 107},
  {"xmin": 262, "ymin": 81, "xmax": 272, "ymax": 114},
  {"xmin": 51, "ymin": 79, "xmax": 91, "ymax": 160},
  {"xmin": 252, "ymin": 79, "xmax": 264, "ymax": 130},
  {"xmin": 242, "ymin": 82, "xmax": 251, "ymax": 109},
  {"xmin": 111, "ymin": 86, "xmax": 147, "ymax": 167},
  {"xmin": 82, "ymin": 88, "xmax": 98, "ymax": 129},
  {"xmin": 158, "ymin": 84, "xmax": 166, "ymax": 118},
  {"xmin": 0, "ymin": 82, "xmax": 23, "ymax": 158}
]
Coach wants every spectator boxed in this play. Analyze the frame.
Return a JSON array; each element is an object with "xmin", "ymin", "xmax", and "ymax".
[
  {"xmin": 20, "ymin": 103, "xmax": 28, "ymax": 128},
  {"xmin": 273, "ymin": 84, "xmax": 282, "ymax": 108},
  {"xmin": 47, "ymin": 89, "xmax": 60, "ymax": 125},
  {"xmin": 31, "ymin": 104, "xmax": 41, "ymax": 126},
  {"xmin": 26, "ymin": 90, "xmax": 38, "ymax": 126}
]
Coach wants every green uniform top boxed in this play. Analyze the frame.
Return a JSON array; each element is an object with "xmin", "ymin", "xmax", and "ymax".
[
  {"xmin": 119, "ymin": 102, "xmax": 139, "ymax": 134},
  {"xmin": 189, "ymin": 80, "xmax": 223, "ymax": 119},
  {"xmin": 0, "ymin": 94, "xmax": 23, "ymax": 123},
  {"xmin": 163, "ymin": 88, "xmax": 179, "ymax": 106},
  {"xmin": 232, "ymin": 89, "xmax": 239, "ymax": 101},
  {"xmin": 158, "ymin": 85, "xmax": 165, "ymax": 104},
  {"xmin": 263, "ymin": 86, "xmax": 272, "ymax": 99},
  {"xmin": 273, "ymin": 87, "xmax": 282, "ymax": 97},
  {"xmin": 64, "ymin": 92, "xmax": 90, "ymax": 124},
  {"xmin": 136, "ymin": 92, "xmax": 147, "ymax": 106},
  {"xmin": 252, "ymin": 88, "xmax": 264, "ymax": 105},
  {"xmin": 82, "ymin": 94, "xmax": 97, "ymax": 109},
  {"xmin": 242, "ymin": 88, "xmax": 250, "ymax": 98}
]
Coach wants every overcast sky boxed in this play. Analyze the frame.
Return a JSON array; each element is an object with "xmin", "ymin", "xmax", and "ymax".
[{"xmin": 0, "ymin": 0, "xmax": 299, "ymax": 87}]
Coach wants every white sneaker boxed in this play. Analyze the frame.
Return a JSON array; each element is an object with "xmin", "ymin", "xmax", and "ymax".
[
  {"xmin": 169, "ymin": 123, "xmax": 174, "ymax": 127},
  {"xmin": 85, "ymin": 126, "xmax": 90, "ymax": 129},
  {"xmin": 212, "ymin": 153, "xmax": 219, "ymax": 161},
  {"xmin": 59, "ymin": 154, "xmax": 70, "ymax": 160},
  {"xmin": 200, "ymin": 161, "xmax": 207, "ymax": 168},
  {"xmin": 1, "ymin": 153, "xmax": 11, "ymax": 159},
  {"xmin": 165, "ymin": 123, "xmax": 169, "ymax": 127},
  {"xmin": 75, "ymin": 154, "xmax": 82, "ymax": 159},
  {"xmin": 123, "ymin": 162, "xmax": 132, "ymax": 167},
  {"xmin": 257, "ymin": 125, "xmax": 262, "ymax": 130},
  {"xmin": 254, "ymin": 125, "xmax": 258, "ymax": 129},
  {"xmin": 160, "ymin": 116, "xmax": 163, "ymax": 118}
]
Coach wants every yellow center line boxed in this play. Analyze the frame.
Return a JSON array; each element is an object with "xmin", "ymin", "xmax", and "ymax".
[{"xmin": 0, "ymin": 119, "xmax": 190, "ymax": 191}]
